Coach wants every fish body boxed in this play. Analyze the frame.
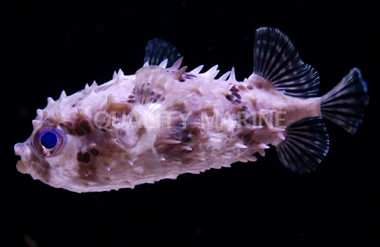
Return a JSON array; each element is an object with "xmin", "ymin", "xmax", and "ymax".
[{"xmin": 14, "ymin": 28, "xmax": 369, "ymax": 192}]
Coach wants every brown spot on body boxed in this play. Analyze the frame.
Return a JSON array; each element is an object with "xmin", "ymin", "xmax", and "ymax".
[
  {"xmin": 77, "ymin": 151, "xmax": 99, "ymax": 181},
  {"xmin": 90, "ymin": 148, "xmax": 100, "ymax": 156},
  {"xmin": 79, "ymin": 120, "xmax": 91, "ymax": 133},
  {"xmin": 230, "ymin": 85, "xmax": 239, "ymax": 92},
  {"xmin": 61, "ymin": 114, "xmax": 95, "ymax": 136},
  {"xmin": 106, "ymin": 101, "xmax": 132, "ymax": 114},
  {"xmin": 137, "ymin": 127, "xmax": 146, "ymax": 138},
  {"xmin": 187, "ymin": 124, "xmax": 201, "ymax": 137},
  {"xmin": 172, "ymin": 121, "xmax": 191, "ymax": 142},
  {"xmin": 226, "ymin": 93, "xmax": 242, "ymax": 105},
  {"xmin": 171, "ymin": 102, "xmax": 185, "ymax": 111},
  {"xmin": 226, "ymin": 94, "xmax": 234, "ymax": 101},
  {"xmin": 29, "ymin": 152, "xmax": 51, "ymax": 183},
  {"xmin": 75, "ymin": 126, "xmax": 86, "ymax": 136},
  {"xmin": 156, "ymin": 143, "xmax": 192, "ymax": 158},
  {"xmin": 63, "ymin": 121, "xmax": 73, "ymax": 128},
  {"xmin": 232, "ymin": 92, "xmax": 241, "ymax": 99},
  {"xmin": 154, "ymin": 143, "xmax": 172, "ymax": 154},
  {"xmin": 238, "ymin": 106, "xmax": 251, "ymax": 126},
  {"xmin": 59, "ymin": 122, "xmax": 74, "ymax": 134},
  {"xmin": 238, "ymin": 132, "xmax": 253, "ymax": 145},
  {"xmin": 77, "ymin": 151, "xmax": 91, "ymax": 163},
  {"xmin": 157, "ymin": 122, "xmax": 200, "ymax": 158}
]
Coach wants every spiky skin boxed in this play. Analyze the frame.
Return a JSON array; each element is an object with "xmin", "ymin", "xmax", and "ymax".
[{"xmin": 14, "ymin": 60, "xmax": 321, "ymax": 192}]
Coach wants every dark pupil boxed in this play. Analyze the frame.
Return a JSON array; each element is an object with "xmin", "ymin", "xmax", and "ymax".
[{"xmin": 40, "ymin": 131, "xmax": 57, "ymax": 149}]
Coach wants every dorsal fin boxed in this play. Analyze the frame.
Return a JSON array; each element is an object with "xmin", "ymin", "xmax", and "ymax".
[
  {"xmin": 253, "ymin": 27, "xmax": 320, "ymax": 98},
  {"xmin": 143, "ymin": 38, "xmax": 181, "ymax": 67}
]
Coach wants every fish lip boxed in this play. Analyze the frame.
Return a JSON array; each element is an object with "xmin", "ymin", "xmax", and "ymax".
[
  {"xmin": 16, "ymin": 159, "xmax": 28, "ymax": 174},
  {"xmin": 14, "ymin": 142, "xmax": 23, "ymax": 156},
  {"xmin": 14, "ymin": 140, "xmax": 34, "ymax": 175},
  {"xmin": 14, "ymin": 142, "xmax": 26, "ymax": 171}
]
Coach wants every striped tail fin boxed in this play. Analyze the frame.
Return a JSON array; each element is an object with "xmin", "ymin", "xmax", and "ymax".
[{"xmin": 321, "ymin": 68, "xmax": 369, "ymax": 134}]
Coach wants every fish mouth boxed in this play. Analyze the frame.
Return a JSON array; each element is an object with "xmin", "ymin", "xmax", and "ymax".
[
  {"xmin": 14, "ymin": 142, "xmax": 29, "ymax": 174},
  {"xmin": 16, "ymin": 160, "xmax": 28, "ymax": 174},
  {"xmin": 14, "ymin": 142, "xmax": 23, "ymax": 156}
]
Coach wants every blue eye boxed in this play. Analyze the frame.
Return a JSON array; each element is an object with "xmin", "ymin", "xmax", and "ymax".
[
  {"xmin": 33, "ymin": 125, "xmax": 66, "ymax": 157},
  {"xmin": 40, "ymin": 131, "xmax": 57, "ymax": 149}
]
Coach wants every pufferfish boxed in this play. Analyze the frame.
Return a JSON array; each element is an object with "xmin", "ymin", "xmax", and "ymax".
[{"xmin": 14, "ymin": 27, "xmax": 369, "ymax": 192}]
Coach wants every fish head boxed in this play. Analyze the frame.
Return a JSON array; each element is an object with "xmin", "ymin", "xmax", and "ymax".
[
  {"xmin": 14, "ymin": 120, "xmax": 71, "ymax": 189},
  {"xmin": 13, "ymin": 87, "xmax": 134, "ymax": 192}
]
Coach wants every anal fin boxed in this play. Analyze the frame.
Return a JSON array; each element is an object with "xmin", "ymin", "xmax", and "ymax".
[{"xmin": 275, "ymin": 117, "xmax": 330, "ymax": 173}]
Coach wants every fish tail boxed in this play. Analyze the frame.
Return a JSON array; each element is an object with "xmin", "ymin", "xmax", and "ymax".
[
  {"xmin": 252, "ymin": 27, "xmax": 330, "ymax": 173},
  {"xmin": 321, "ymin": 68, "xmax": 369, "ymax": 134}
]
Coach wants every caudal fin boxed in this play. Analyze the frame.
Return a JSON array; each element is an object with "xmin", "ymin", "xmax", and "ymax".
[{"xmin": 321, "ymin": 68, "xmax": 369, "ymax": 134}]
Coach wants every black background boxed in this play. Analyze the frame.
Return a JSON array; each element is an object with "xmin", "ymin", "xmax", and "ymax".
[{"xmin": 2, "ymin": 1, "xmax": 379, "ymax": 246}]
